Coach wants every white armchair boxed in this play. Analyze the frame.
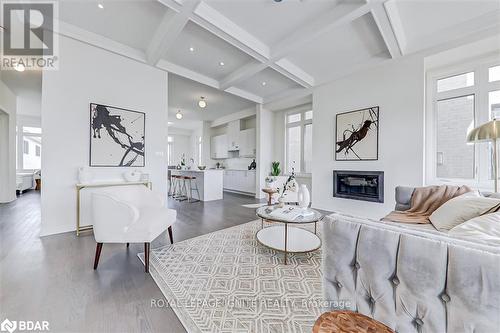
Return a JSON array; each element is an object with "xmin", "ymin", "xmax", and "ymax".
[{"xmin": 91, "ymin": 185, "xmax": 176, "ymax": 273}]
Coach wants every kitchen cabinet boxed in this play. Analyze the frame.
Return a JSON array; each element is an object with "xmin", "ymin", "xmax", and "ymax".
[
  {"xmin": 223, "ymin": 170, "xmax": 256, "ymax": 194},
  {"xmin": 239, "ymin": 128, "xmax": 256, "ymax": 157},
  {"xmin": 227, "ymin": 120, "xmax": 240, "ymax": 151},
  {"xmin": 211, "ymin": 134, "xmax": 228, "ymax": 159}
]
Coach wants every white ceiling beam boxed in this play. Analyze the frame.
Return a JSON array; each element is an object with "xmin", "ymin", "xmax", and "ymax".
[
  {"xmin": 219, "ymin": 62, "xmax": 268, "ymax": 90},
  {"xmin": 272, "ymin": 59, "xmax": 314, "ymax": 87},
  {"xmin": 263, "ymin": 88, "xmax": 312, "ymax": 111},
  {"xmin": 157, "ymin": 59, "xmax": 220, "ymax": 89},
  {"xmin": 57, "ymin": 21, "xmax": 147, "ymax": 63},
  {"xmin": 192, "ymin": 2, "xmax": 270, "ymax": 59},
  {"xmin": 383, "ymin": 0, "xmax": 407, "ymax": 55},
  {"xmin": 270, "ymin": 3, "xmax": 372, "ymax": 61},
  {"xmin": 224, "ymin": 87, "xmax": 263, "ymax": 104},
  {"xmin": 368, "ymin": 0, "xmax": 402, "ymax": 58},
  {"xmin": 146, "ymin": 1, "xmax": 201, "ymax": 65}
]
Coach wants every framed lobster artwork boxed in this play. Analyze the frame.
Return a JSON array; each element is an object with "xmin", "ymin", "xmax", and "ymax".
[{"xmin": 335, "ymin": 106, "xmax": 379, "ymax": 161}]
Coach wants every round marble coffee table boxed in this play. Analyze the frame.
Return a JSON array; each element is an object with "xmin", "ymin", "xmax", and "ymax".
[{"xmin": 256, "ymin": 205, "xmax": 323, "ymax": 264}]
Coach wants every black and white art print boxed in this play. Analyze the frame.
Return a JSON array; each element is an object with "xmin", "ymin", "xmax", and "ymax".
[
  {"xmin": 90, "ymin": 103, "xmax": 145, "ymax": 167},
  {"xmin": 335, "ymin": 106, "xmax": 379, "ymax": 161}
]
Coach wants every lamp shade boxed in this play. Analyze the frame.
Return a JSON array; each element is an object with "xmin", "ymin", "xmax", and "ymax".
[{"xmin": 466, "ymin": 120, "xmax": 500, "ymax": 143}]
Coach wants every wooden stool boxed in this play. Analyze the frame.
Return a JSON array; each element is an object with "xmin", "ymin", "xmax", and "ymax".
[
  {"xmin": 313, "ymin": 311, "xmax": 394, "ymax": 333},
  {"xmin": 262, "ymin": 188, "xmax": 277, "ymax": 205}
]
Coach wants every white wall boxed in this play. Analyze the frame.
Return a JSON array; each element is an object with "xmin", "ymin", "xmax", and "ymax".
[
  {"xmin": 312, "ymin": 55, "xmax": 425, "ymax": 218},
  {"xmin": 256, "ymin": 104, "xmax": 273, "ymax": 198},
  {"xmin": 17, "ymin": 93, "xmax": 41, "ymax": 117},
  {"xmin": 41, "ymin": 36, "xmax": 168, "ymax": 236},
  {"xmin": 0, "ymin": 80, "xmax": 17, "ymax": 203},
  {"xmin": 169, "ymin": 134, "xmax": 191, "ymax": 166}
]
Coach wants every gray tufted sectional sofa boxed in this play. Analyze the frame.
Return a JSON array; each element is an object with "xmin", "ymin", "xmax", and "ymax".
[{"xmin": 322, "ymin": 186, "xmax": 500, "ymax": 333}]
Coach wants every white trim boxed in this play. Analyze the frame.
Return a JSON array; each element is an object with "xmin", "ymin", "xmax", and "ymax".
[{"xmin": 425, "ymin": 53, "xmax": 500, "ymax": 190}]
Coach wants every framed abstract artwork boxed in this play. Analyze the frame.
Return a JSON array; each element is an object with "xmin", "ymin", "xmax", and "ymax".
[
  {"xmin": 335, "ymin": 106, "xmax": 379, "ymax": 161},
  {"xmin": 89, "ymin": 103, "xmax": 145, "ymax": 167}
]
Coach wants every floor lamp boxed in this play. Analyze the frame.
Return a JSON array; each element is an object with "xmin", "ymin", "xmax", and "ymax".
[{"xmin": 467, "ymin": 120, "xmax": 500, "ymax": 193}]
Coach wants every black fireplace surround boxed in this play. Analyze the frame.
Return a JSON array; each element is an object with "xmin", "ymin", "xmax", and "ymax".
[{"xmin": 333, "ymin": 170, "xmax": 384, "ymax": 203}]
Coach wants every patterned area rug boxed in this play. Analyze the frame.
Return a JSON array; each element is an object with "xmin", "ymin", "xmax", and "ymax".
[{"xmin": 139, "ymin": 220, "xmax": 323, "ymax": 333}]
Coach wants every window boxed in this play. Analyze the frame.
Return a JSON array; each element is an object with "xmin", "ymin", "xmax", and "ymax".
[
  {"xmin": 23, "ymin": 140, "xmax": 29, "ymax": 154},
  {"xmin": 285, "ymin": 109, "xmax": 313, "ymax": 173},
  {"xmin": 427, "ymin": 57, "xmax": 500, "ymax": 189}
]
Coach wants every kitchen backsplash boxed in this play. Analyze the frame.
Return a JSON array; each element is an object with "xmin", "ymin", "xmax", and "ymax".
[{"xmin": 223, "ymin": 157, "xmax": 254, "ymax": 170}]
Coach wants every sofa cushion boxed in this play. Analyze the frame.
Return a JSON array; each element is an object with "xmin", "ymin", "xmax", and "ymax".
[
  {"xmin": 448, "ymin": 212, "xmax": 500, "ymax": 246},
  {"xmin": 429, "ymin": 193, "xmax": 500, "ymax": 231}
]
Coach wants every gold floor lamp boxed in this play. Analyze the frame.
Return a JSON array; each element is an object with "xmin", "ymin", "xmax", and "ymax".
[{"xmin": 467, "ymin": 120, "xmax": 500, "ymax": 193}]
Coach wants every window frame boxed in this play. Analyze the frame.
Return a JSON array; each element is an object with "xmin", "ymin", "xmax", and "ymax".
[
  {"xmin": 16, "ymin": 117, "xmax": 42, "ymax": 172},
  {"xmin": 285, "ymin": 109, "xmax": 313, "ymax": 175},
  {"xmin": 425, "ymin": 54, "xmax": 500, "ymax": 190}
]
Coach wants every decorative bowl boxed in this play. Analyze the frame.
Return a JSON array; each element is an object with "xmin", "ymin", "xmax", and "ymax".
[{"xmin": 198, "ymin": 166, "xmax": 206, "ymax": 170}]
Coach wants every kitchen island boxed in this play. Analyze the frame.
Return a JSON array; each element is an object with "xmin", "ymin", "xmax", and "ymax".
[{"xmin": 171, "ymin": 169, "xmax": 224, "ymax": 201}]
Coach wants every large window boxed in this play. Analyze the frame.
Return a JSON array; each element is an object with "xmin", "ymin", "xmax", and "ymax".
[
  {"xmin": 17, "ymin": 124, "xmax": 42, "ymax": 171},
  {"xmin": 285, "ymin": 110, "xmax": 313, "ymax": 174},
  {"xmin": 427, "ymin": 55, "xmax": 500, "ymax": 189}
]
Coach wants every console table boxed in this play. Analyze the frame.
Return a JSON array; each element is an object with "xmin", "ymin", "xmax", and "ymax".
[{"xmin": 76, "ymin": 181, "xmax": 151, "ymax": 236}]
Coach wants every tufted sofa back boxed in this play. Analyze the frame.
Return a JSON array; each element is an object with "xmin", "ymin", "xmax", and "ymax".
[{"xmin": 323, "ymin": 213, "xmax": 500, "ymax": 333}]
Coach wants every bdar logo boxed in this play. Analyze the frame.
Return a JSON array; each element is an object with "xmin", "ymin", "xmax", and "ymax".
[{"xmin": 0, "ymin": 319, "xmax": 17, "ymax": 333}]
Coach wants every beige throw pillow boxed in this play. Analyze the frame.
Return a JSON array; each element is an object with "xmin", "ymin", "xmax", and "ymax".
[{"xmin": 429, "ymin": 193, "xmax": 500, "ymax": 231}]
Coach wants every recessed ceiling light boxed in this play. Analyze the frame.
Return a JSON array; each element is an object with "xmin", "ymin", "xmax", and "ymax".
[
  {"xmin": 262, "ymin": 81, "xmax": 267, "ymax": 86},
  {"xmin": 97, "ymin": 3, "xmax": 104, "ymax": 9},
  {"xmin": 168, "ymin": 121, "xmax": 173, "ymax": 125},
  {"xmin": 219, "ymin": 61, "xmax": 225, "ymax": 66},
  {"xmin": 198, "ymin": 97, "xmax": 207, "ymax": 108},
  {"xmin": 176, "ymin": 110, "xmax": 183, "ymax": 120},
  {"xmin": 189, "ymin": 47, "xmax": 194, "ymax": 52},
  {"xmin": 15, "ymin": 63, "xmax": 25, "ymax": 72}
]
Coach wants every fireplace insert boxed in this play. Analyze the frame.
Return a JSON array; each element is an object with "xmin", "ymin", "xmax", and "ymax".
[{"xmin": 333, "ymin": 170, "xmax": 384, "ymax": 203}]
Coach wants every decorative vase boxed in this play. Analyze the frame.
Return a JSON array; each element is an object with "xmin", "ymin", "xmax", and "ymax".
[
  {"xmin": 78, "ymin": 167, "xmax": 91, "ymax": 184},
  {"xmin": 298, "ymin": 184, "xmax": 310, "ymax": 208},
  {"xmin": 278, "ymin": 197, "xmax": 285, "ymax": 208},
  {"xmin": 123, "ymin": 169, "xmax": 141, "ymax": 182}
]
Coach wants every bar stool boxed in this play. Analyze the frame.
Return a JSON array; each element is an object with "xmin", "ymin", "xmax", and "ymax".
[
  {"xmin": 183, "ymin": 176, "xmax": 200, "ymax": 203},
  {"xmin": 172, "ymin": 175, "xmax": 186, "ymax": 201}
]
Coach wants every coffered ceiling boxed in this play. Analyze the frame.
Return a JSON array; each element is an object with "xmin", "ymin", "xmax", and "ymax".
[{"xmin": 13, "ymin": 0, "xmax": 500, "ymax": 117}]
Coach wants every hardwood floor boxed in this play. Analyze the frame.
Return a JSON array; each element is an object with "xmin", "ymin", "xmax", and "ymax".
[{"xmin": 0, "ymin": 190, "xmax": 263, "ymax": 333}]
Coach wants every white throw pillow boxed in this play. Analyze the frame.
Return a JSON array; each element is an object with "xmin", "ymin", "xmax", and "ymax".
[
  {"xmin": 429, "ymin": 193, "xmax": 500, "ymax": 231},
  {"xmin": 449, "ymin": 212, "xmax": 500, "ymax": 246}
]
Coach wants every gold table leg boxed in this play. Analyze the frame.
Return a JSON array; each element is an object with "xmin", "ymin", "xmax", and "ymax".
[{"xmin": 284, "ymin": 223, "xmax": 288, "ymax": 265}]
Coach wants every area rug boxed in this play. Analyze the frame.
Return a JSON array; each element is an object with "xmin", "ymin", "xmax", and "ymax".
[
  {"xmin": 138, "ymin": 220, "xmax": 323, "ymax": 333},
  {"xmin": 241, "ymin": 203, "xmax": 267, "ymax": 208}
]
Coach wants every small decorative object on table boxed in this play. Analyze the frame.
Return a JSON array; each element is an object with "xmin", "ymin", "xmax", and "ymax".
[
  {"xmin": 271, "ymin": 161, "xmax": 281, "ymax": 176},
  {"xmin": 198, "ymin": 165, "xmax": 206, "ymax": 170},
  {"xmin": 248, "ymin": 159, "xmax": 257, "ymax": 170},
  {"xmin": 313, "ymin": 311, "xmax": 394, "ymax": 333},
  {"xmin": 276, "ymin": 167, "xmax": 297, "ymax": 207},
  {"xmin": 298, "ymin": 184, "xmax": 310, "ymax": 208}
]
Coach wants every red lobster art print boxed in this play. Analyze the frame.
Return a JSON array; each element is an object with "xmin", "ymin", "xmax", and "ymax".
[{"xmin": 336, "ymin": 107, "xmax": 379, "ymax": 160}]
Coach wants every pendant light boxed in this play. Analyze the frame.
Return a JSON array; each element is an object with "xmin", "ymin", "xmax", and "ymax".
[
  {"xmin": 198, "ymin": 97, "xmax": 207, "ymax": 108},
  {"xmin": 176, "ymin": 110, "xmax": 183, "ymax": 120}
]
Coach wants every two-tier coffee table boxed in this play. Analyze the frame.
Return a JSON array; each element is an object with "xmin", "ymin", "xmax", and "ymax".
[{"xmin": 256, "ymin": 205, "xmax": 323, "ymax": 264}]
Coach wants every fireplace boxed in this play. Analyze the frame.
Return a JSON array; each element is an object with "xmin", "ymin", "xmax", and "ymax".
[{"xmin": 333, "ymin": 170, "xmax": 384, "ymax": 203}]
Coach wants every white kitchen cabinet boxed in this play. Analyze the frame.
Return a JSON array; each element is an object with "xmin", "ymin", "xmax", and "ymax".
[
  {"xmin": 211, "ymin": 134, "xmax": 228, "ymax": 159},
  {"xmin": 223, "ymin": 170, "xmax": 256, "ymax": 194},
  {"xmin": 239, "ymin": 128, "xmax": 256, "ymax": 157},
  {"xmin": 227, "ymin": 120, "xmax": 240, "ymax": 151}
]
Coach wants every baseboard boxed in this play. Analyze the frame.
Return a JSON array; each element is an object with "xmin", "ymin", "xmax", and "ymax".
[{"xmin": 223, "ymin": 189, "xmax": 255, "ymax": 197}]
